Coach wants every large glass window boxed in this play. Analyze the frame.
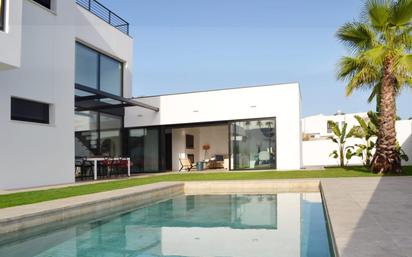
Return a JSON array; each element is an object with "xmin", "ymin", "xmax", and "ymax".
[
  {"xmin": 75, "ymin": 111, "xmax": 122, "ymax": 158},
  {"xmin": 100, "ymin": 55, "xmax": 122, "ymax": 95},
  {"xmin": 75, "ymin": 44, "xmax": 98, "ymax": 90},
  {"xmin": 0, "ymin": 0, "xmax": 5, "ymax": 31},
  {"xmin": 230, "ymin": 118, "xmax": 276, "ymax": 170},
  {"xmin": 128, "ymin": 128, "xmax": 159, "ymax": 173},
  {"xmin": 75, "ymin": 43, "xmax": 123, "ymax": 96}
]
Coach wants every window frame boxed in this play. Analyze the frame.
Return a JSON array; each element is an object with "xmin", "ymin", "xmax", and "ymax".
[
  {"xmin": 10, "ymin": 97, "xmax": 50, "ymax": 125},
  {"xmin": 0, "ymin": 0, "xmax": 5, "ymax": 32},
  {"xmin": 75, "ymin": 42, "xmax": 124, "ymax": 97},
  {"xmin": 185, "ymin": 134, "xmax": 194, "ymax": 149}
]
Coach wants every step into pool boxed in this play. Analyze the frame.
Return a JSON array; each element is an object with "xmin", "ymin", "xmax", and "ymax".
[{"xmin": 0, "ymin": 193, "xmax": 334, "ymax": 257}]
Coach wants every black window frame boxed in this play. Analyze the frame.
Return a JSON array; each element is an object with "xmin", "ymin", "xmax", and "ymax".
[
  {"xmin": 0, "ymin": 0, "xmax": 5, "ymax": 31},
  {"xmin": 185, "ymin": 134, "xmax": 194, "ymax": 149},
  {"xmin": 32, "ymin": 0, "xmax": 51, "ymax": 9},
  {"xmin": 11, "ymin": 97, "xmax": 50, "ymax": 124},
  {"xmin": 75, "ymin": 42, "xmax": 124, "ymax": 97}
]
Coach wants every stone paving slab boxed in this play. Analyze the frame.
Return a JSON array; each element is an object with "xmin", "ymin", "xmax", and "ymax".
[{"xmin": 321, "ymin": 177, "xmax": 412, "ymax": 257}]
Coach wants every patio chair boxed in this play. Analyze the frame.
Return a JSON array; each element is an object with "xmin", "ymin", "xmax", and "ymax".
[
  {"xmin": 112, "ymin": 157, "xmax": 128, "ymax": 176},
  {"xmin": 179, "ymin": 158, "xmax": 195, "ymax": 172},
  {"xmin": 75, "ymin": 157, "xmax": 93, "ymax": 180}
]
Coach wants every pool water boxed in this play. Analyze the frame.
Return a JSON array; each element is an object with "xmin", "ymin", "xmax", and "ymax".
[{"xmin": 0, "ymin": 193, "xmax": 333, "ymax": 257}]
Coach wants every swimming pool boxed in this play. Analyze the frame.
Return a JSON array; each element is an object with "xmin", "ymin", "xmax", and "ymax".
[{"xmin": 0, "ymin": 193, "xmax": 334, "ymax": 257}]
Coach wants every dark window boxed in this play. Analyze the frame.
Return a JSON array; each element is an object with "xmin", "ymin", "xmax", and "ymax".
[
  {"xmin": 11, "ymin": 98, "xmax": 50, "ymax": 124},
  {"xmin": 186, "ymin": 134, "xmax": 194, "ymax": 149},
  {"xmin": 0, "ymin": 0, "xmax": 5, "ymax": 31},
  {"xmin": 75, "ymin": 42, "xmax": 123, "ymax": 96},
  {"xmin": 33, "ymin": 0, "xmax": 51, "ymax": 9}
]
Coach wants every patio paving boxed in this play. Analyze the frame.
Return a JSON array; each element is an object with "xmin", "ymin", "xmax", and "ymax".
[{"xmin": 321, "ymin": 177, "xmax": 412, "ymax": 257}]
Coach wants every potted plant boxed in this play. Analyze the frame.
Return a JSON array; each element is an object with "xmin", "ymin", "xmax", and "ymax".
[{"xmin": 202, "ymin": 144, "xmax": 210, "ymax": 160}]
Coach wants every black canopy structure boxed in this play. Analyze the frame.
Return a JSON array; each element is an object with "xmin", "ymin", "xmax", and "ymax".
[{"xmin": 75, "ymin": 84, "xmax": 159, "ymax": 113}]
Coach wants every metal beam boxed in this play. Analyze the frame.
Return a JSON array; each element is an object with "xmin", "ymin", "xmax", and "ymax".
[
  {"xmin": 75, "ymin": 104, "xmax": 129, "ymax": 112},
  {"xmin": 75, "ymin": 84, "xmax": 159, "ymax": 112},
  {"xmin": 75, "ymin": 95, "xmax": 104, "ymax": 102}
]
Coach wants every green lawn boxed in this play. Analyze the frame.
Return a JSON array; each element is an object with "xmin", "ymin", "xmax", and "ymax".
[{"xmin": 1, "ymin": 166, "xmax": 411, "ymax": 209}]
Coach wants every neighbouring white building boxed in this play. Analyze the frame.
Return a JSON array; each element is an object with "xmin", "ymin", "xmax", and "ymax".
[
  {"xmin": 302, "ymin": 112, "xmax": 412, "ymax": 167},
  {"xmin": 0, "ymin": 0, "xmax": 302, "ymax": 190},
  {"xmin": 302, "ymin": 111, "xmax": 368, "ymax": 140}
]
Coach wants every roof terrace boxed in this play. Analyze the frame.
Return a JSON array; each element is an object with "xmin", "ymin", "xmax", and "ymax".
[{"xmin": 76, "ymin": 0, "xmax": 129, "ymax": 36}]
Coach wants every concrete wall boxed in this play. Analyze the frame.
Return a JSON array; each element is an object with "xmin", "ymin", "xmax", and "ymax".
[
  {"xmin": 302, "ymin": 120, "xmax": 412, "ymax": 167},
  {"xmin": 0, "ymin": 0, "xmax": 22, "ymax": 69},
  {"xmin": 125, "ymin": 83, "xmax": 302, "ymax": 170},
  {"xmin": 0, "ymin": 0, "xmax": 133, "ymax": 189}
]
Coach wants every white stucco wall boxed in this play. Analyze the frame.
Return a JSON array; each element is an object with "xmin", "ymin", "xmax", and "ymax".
[
  {"xmin": 0, "ymin": 0, "xmax": 133, "ymax": 189},
  {"xmin": 302, "ymin": 120, "xmax": 412, "ymax": 167},
  {"xmin": 125, "ymin": 83, "xmax": 302, "ymax": 170}
]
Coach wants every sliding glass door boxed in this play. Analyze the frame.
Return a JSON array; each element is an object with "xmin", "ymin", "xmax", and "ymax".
[
  {"xmin": 128, "ymin": 128, "xmax": 160, "ymax": 173},
  {"xmin": 230, "ymin": 118, "xmax": 276, "ymax": 170}
]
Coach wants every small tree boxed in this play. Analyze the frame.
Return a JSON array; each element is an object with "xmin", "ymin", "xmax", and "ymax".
[
  {"xmin": 350, "ymin": 112, "xmax": 379, "ymax": 167},
  {"xmin": 328, "ymin": 121, "xmax": 355, "ymax": 167}
]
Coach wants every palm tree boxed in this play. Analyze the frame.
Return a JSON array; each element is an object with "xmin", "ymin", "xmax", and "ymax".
[{"xmin": 336, "ymin": 0, "xmax": 412, "ymax": 174}]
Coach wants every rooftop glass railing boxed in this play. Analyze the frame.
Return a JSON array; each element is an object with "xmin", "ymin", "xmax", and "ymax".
[{"xmin": 76, "ymin": 0, "xmax": 129, "ymax": 36}]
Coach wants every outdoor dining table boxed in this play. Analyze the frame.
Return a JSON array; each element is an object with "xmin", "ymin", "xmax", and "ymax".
[{"xmin": 86, "ymin": 157, "xmax": 131, "ymax": 180}]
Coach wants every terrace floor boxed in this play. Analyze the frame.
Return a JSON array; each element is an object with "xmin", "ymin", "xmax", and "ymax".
[{"xmin": 322, "ymin": 177, "xmax": 412, "ymax": 257}]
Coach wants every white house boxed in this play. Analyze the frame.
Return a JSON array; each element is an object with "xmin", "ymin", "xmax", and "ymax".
[
  {"xmin": 124, "ymin": 83, "xmax": 302, "ymax": 172},
  {"xmin": 0, "ymin": 0, "xmax": 303, "ymax": 190},
  {"xmin": 302, "ymin": 111, "xmax": 368, "ymax": 140}
]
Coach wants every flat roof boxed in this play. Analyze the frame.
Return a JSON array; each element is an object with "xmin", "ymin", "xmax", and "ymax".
[{"xmin": 133, "ymin": 81, "xmax": 299, "ymax": 99}]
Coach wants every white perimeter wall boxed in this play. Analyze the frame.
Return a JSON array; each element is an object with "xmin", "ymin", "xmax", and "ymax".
[
  {"xmin": 0, "ymin": 0, "xmax": 133, "ymax": 189},
  {"xmin": 303, "ymin": 120, "xmax": 412, "ymax": 167},
  {"xmin": 125, "ymin": 83, "xmax": 302, "ymax": 170}
]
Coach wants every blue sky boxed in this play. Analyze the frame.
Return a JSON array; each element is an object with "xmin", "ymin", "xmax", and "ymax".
[{"xmin": 100, "ymin": 0, "xmax": 411, "ymax": 118}]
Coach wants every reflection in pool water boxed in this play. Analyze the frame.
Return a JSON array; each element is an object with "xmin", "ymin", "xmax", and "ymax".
[{"xmin": 0, "ymin": 193, "xmax": 333, "ymax": 257}]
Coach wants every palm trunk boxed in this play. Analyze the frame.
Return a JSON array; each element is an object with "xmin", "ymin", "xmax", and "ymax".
[
  {"xmin": 340, "ymin": 145, "xmax": 344, "ymax": 167},
  {"xmin": 370, "ymin": 55, "xmax": 401, "ymax": 174}
]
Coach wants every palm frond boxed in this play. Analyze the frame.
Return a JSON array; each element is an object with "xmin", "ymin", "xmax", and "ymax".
[
  {"xmin": 362, "ymin": 45, "xmax": 386, "ymax": 65},
  {"xmin": 394, "ymin": 26, "xmax": 412, "ymax": 51},
  {"xmin": 368, "ymin": 81, "xmax": 381, "ymax": 103},
  {"xmin": 366, "ymin": 0, "xmax": 391, "ymax": 30},
  {"xmin": 345, "ymin": 65, "xmax": 379, "ymax": 96},
  {"xmin": 390, "ymin": 0, "xmax": 412, "ymax": 26},
  {"xmin": 336, "ymin": 22, "xmax": 378, "ymax": 51},
  {"xmin": 337, "ymin": 56, "xmax": 362, "ymax": 79},
  {"xmin": 398, "ymin": 54, "xmax": 412, "ymax": 73},
  {"xmin": 328, "ymin": 121, "xmax": 341, "ymax": 137}
]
